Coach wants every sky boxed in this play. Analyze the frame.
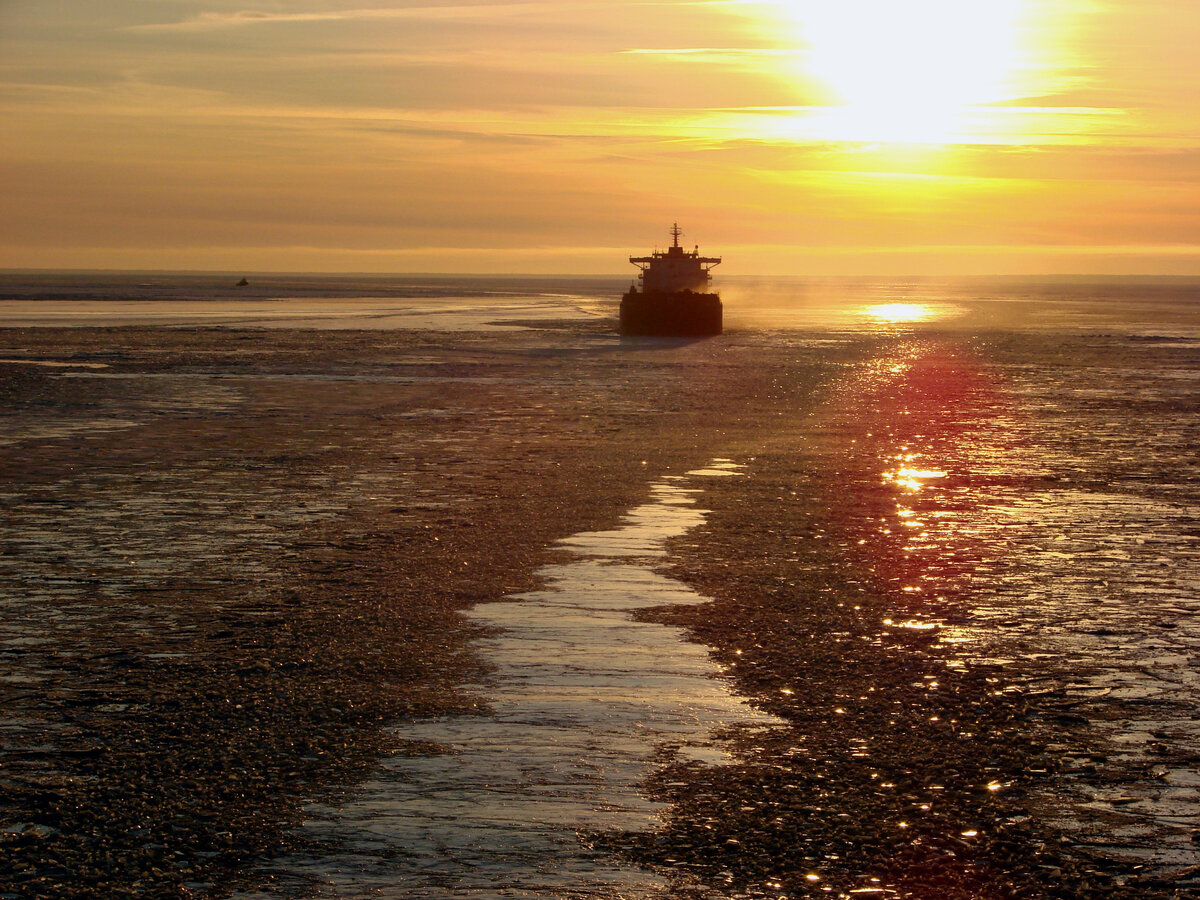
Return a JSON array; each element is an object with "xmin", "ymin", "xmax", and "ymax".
[{"xmin": 2, "ymin": 0, "xmax": 1199, "ymax": 275}]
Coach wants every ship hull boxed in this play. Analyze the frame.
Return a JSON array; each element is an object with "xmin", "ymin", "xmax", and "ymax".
[{"xmin": 619, "ymin": 290, "xmax": 722, "ymax": 337}]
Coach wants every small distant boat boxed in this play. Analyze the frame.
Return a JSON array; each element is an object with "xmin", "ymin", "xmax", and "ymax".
[
  {"xmin": 235, "ymin": 277, "xmax": 250, "ymax": 287},
  {"xmin": 620, "ymin": 224, "xmax": 722, "ymax": 337}
]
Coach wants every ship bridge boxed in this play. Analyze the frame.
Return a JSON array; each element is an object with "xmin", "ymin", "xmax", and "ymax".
[{"xmin": 629, "ymin": 223, "xmax": 721, "ymax": 293}]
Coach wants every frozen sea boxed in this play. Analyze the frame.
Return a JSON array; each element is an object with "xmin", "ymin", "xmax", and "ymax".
[{"xmin": 1, "ymin": 272, "xmax": 1197, "ymax": 895}]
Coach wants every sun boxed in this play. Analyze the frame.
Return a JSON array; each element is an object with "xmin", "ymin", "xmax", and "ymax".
[{"xmin": 778, "ymin": 0, "xmax": 1030, "ymax": 143}]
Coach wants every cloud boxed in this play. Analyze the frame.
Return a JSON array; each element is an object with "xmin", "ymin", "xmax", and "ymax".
[
  {"xmin": 129, "ymin": 10, "xmax": 346, "ymax": 31},
  {"xmin": 127, "ymin": 2, "xmax": 639, "ymax": 32},
  {"xmin": 620, "ymin": 47, "xmax": 796, "ymax": 68},
  {"xmin": 621, "ymin": 48, "xmax": 792, "ymax": 58}
]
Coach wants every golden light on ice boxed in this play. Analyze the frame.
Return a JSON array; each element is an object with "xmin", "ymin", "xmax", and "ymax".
[
  {"xmin": 862, "ymin": 303, "xmax": 936, "ymax": 324},
  {"xmin": 775, "ymin": 0, "xmax": 1032, "ymax": 143},
  {"xmin": 883, "ymin": 458, "xmax": 949, "ymax": 492}
]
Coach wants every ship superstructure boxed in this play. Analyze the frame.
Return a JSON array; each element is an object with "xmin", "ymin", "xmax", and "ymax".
[
  {"xmin": 629, "ymin": 223, "xmax": 721, "ymax": 293},
  {"xmin": 620, "ymin": 224, "xmax": 723, "ymax": 336}
]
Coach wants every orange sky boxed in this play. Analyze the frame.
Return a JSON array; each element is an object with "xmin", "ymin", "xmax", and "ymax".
[{"xmin": 2, "ymin": 0, "xmax": 1199, "ymax": 274}]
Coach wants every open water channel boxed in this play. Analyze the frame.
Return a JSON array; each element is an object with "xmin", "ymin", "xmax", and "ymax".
[{"xmin": 244, "ymin": 462, "xmax": 779, "ymax": 899}]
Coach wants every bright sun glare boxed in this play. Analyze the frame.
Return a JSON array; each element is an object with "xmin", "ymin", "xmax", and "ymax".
[
  {"xmin": 862, "ymin": 302, "xmax": 935, "ymax": 323},
  {"xmin": 778, "ymin": 0, "xmax": 1030, "ymax": 143}
]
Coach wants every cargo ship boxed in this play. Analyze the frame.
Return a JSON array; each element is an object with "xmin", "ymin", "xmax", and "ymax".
[{"xmin": 620, "ymin": 224, "xmax": 722, "ymax": 336}]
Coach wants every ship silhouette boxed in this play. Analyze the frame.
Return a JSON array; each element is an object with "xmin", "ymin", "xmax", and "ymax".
[{"xmin": 620, "ymin": 224, "xmax": 722, "ymax": 336}]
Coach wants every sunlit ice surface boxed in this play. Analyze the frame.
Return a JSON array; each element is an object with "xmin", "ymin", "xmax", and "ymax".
[
  {"xmin": 244, "ymin": 462, "xmax": 783, "ymax": 897},
  {"xmin": 720, "ymin": 278, "xmax": 1200, "ymax": 337},
  {"xmin": 720, "ymin": 279, "xmax": 971, "ymax": 332},
  {"xmin": 759, "ymin": 0, "xmax": 1084, "ymax": 145},
  {"xmin": 882, "ymin": 461, "xmax": 950, "ymax": 492},
  {"xmin": 809, "ymin": 334, "xmax": 1200, "ymax": 874},
  {"xmin": 862, "ymin": 302, "xmax": 942, "ymax": 325}
]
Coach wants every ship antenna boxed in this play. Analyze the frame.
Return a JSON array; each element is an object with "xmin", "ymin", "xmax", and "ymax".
[{"xmin": 671, "ymin": 222, "xmax": 682, "ymax": 248}]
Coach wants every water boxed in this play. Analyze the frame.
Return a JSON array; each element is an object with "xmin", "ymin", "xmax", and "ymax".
[
  {"xmin": 798, "ymin": 325, "xmax": 1200, "ymax": 875},
  {"xmin": 1, "ymin": 272, "xmax": 1197, "ymax": 893},
  {"xmin": 3, "ymin": 272, "xmax": 1198, "ymax": 336},
  {"xmin": 246, "ymin": 464, "xmax": 779, "ymax": 899},
  {"xmin": 0, "ymin": 273, "xmax": 619, "ymax": 330}
]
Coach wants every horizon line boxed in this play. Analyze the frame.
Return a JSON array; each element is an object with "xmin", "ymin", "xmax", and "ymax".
[{"xmin": 4, "ymin": 268, "xmax": 1200, "ymax": 284}]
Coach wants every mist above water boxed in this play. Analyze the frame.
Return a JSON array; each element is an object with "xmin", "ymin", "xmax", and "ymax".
[
  {"xmin": 1, "ymin": 273, "xmax": 1198, "ymax": 339},
  {"xmin": 718, "ymin": 276, "xmax": 1200, "ymax": 338}
]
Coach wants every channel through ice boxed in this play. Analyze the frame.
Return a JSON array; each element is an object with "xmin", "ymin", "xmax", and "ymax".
[{"xmin": 246, "ymin": 460, "xmax": 781, "ymax": 899}]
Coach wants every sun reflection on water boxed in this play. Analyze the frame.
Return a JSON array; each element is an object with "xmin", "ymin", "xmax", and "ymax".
[
  {"xmin": 883, "ymin": 464, "xmax": 949, "ymax": 492},
  {"xmin": 863, "ymin": 302, "xmax": 935, "ymax": 323},
  {"xmin": 859, "ymin": 302, "xmax": 964, "ymax": 326}
]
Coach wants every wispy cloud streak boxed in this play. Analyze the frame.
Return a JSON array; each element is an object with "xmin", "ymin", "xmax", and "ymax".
[
  {"xmin": 130, "ymin": 10, "xmax": 344, "ymax": 31},
  {"xmin": 128, "ymin": 2, "xmax": 655, "ymax": 32}
]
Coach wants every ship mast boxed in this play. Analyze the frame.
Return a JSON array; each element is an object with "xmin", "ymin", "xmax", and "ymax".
[{"xmin": 671, "ymin": 222, "xmax": 682, "ymax": 248}]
